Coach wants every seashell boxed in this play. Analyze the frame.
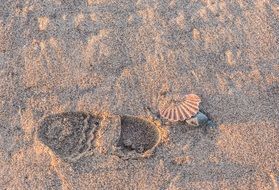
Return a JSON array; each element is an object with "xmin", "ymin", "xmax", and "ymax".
[
  {"xmin": 186, "ymin": 111, "xmax": 208, "ymax": 126},
  {"xmin": 159, "ymin": 94, "xmax": 201, "ymax": 122},
  {"xmin": 186, "ymin": 112, "xmax": 217, "ymax": 128}
]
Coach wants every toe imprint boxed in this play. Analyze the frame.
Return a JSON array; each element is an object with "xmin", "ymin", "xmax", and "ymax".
[{"xmin": 37, "ymin": 112, "xmax": 100, "ymax": 162}]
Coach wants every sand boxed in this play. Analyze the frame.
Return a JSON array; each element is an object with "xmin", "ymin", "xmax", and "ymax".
[{"xmin": 0, "ymin": 0, "xmax": 279, "ymax": 189}]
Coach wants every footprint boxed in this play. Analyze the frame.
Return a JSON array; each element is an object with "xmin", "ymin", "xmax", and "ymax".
[
  {"xmin": 37, "ymin": 112, "xmax": 100, "ymax": 162},
  {"xmin": 116, "ymin": 115, "xmax": 161, "ymax": 158}
]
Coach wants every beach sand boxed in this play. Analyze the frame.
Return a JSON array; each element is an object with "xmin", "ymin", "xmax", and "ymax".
[{"xmin": 0, "ymin": 0, "xmax": 278, "ymax": 189}]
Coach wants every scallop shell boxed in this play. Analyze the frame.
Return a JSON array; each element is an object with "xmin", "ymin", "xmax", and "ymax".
[{"xmin": 159, "ymin": 94, "xmax": 201, "ymax": 122}]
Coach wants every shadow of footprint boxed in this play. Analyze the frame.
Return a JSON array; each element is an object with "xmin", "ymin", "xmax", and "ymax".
[
  {"xmin": 37, "ymin": 112, "xmax": 100, "ymax": 162},
  {"xmin": 116, "ymin": 115, "xmax": 161, "ymax": 158}
]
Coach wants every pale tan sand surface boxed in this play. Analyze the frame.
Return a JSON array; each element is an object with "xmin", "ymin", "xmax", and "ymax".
[{"xmin": 0, "ymin": 0, "xmax": 279, "ymax": 189}]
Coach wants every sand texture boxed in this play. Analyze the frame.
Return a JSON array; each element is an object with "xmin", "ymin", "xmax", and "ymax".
[{"xmin": 0, "ymin": 0, "xmax": 279, "ymax": 189}]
